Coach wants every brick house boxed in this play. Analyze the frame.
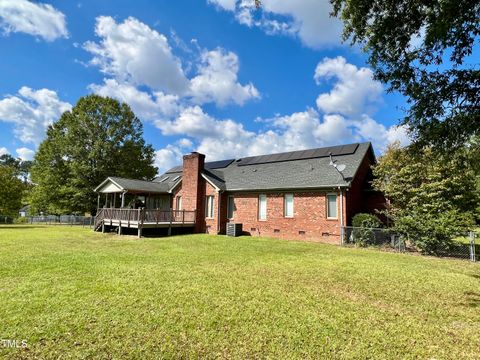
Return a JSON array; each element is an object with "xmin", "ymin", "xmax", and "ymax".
[{"xmin": 94, "ymin": 142, "xmax": 385, "ymax": 242}]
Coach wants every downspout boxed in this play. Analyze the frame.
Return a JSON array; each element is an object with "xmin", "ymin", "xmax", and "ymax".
[
  {"xmin": 339, "ymin": 186, "xmax": 344, "ymax": 245},
  {"xmin": 339, "ymin": 187, "xmax": 344, "ymax": 227},
  {"xmin": 217, "ymin": 190, "xmax": 222, "ymax": 234}
]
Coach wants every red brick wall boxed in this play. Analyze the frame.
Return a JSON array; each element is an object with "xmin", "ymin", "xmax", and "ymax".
[
  {"xmin": 173, "ymin": 179, "xmax": 220, "ymax": 234},
  {"xmin": 180, "ymin": 152, "xmax": 206, "ymax": 232},
  {"xmin": 223, "ymin": 191, "xmax": 344, "ymax": 244},
  {"xmin": 171, "ymin": 148, "xmax": 386, "ymax": 240},
  {"xmin": 205, "ymin": 182, "xmax": 218, "ymax": 234},
  {"xmin": 345, "ymin": 148, "xmax": 386, "ymax": 224}
]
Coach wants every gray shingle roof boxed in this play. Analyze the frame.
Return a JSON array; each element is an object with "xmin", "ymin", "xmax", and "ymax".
[
  {"xmin": 154, "ymin": 142, "xmax": 374, "ymax": 192},
  {"xmin": 100, "ymin": 177, "xmax": 171, "ymax": 193}
]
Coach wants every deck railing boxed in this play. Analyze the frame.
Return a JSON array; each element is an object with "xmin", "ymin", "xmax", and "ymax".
[{"xmin": 96, "ymin": 208, "xmax": 196, "ymax": 226}]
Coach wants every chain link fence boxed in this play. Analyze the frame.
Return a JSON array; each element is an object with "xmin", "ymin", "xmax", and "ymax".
[
  {"xmin": 27, "ymin": 215, "xmax": 93, "ymax": 227},
  {"xmin": 0, "ymin": 215, "xmax": 14, "ymax": 224},
  {"xmin": 341, "ymin": 226, "xmax": 477, "ymax": 262}
]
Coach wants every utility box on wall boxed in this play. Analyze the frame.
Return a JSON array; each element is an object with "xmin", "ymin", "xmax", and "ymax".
[{"xmin": 226, "ymin": 223, "xmax": 243, "ymax": 237}]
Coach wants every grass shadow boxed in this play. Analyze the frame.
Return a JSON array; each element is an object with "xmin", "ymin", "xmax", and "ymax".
[
  {"xmin": 464, "ymin": 291, "xmax": 480, "ymax": 308},
  {"xmin": 0, "ymin": 225, "xmax": 49, "ymax": 229}
]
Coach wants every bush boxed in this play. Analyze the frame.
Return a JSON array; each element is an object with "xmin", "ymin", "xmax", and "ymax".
[
  {"xmin": 13, "ymin": 217, "xmax": 28, "ymax": 224},
  {"xmin": 352, "ymin": 213, "xmax": 382, "ymax": 228},
  {"xmin": 394, "ymin": 210, "xmax": 473, "ymax": 254},
  {"xmin": 351, "ymin": 213, "xmax": 382, "ymax": 246}
]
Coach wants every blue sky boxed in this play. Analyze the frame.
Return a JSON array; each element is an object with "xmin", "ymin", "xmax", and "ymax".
[{"xmin": 0, "ymin": 0, "xmax": 411, "ymax": 172}]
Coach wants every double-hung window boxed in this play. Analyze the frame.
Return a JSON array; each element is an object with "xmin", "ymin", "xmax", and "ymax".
[
  {"xmin": 258, "ymin": 194, "xmax": 267, "ymax": 220},
  {"xmin": 227, "ymin": 196, "xmax": 234, "ymax": 219},
  {"xmin": 284, "ymin": 194, "xmax": 294, "ymax": 217},
  {"xmin": 205, "ymin": 195, "xmax": 214, "ymax": 218},
  {"xmin": 175, "ymin": 196, "xmax": 182, "ymax": 210},
  {"xmin": 326, "ymin": 194, "xmax": 338, "ymax": 219}
]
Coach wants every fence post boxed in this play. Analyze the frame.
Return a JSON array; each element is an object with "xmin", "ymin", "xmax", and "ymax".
[{"xmin": 469, "ymin": 232, "xmax": 476, "ymax": 262}]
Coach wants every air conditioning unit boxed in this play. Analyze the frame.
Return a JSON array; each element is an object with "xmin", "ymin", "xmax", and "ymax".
[{"xmin": 226, "ymin": 223, "xmax": 243, "ymax": 237}]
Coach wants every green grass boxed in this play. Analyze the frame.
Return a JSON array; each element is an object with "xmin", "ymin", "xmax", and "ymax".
[{"xmin": 1, "ymin": 226, "xmax": 479, "ymax": 359}]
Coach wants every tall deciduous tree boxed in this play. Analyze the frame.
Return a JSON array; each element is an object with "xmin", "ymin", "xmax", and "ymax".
[
  {"xmin": 0, "ymin": 154, "xmax": 32, "ymax": 183},
  {"xmin": 373, "ymin": 143, "xmax": 477, "ymax": 253},
  {"xmin": 331, "ymin": 0, "xmax": 479, "ymax": 148},
  {"xmin": 30, "ymin": 95, "xmax": 157, "ymax": 215},
  {"xmin": 0, "ymin": 165, "xmax": 24, "ymax": 217}
]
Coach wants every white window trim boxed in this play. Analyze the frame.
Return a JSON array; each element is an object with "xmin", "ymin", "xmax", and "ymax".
[
  {"xmin": 326, "ymin": 193, "xmax": 338, "ymax": 220},
  {"xmin": 258, "ymin": 194, "xmax": 267, "ymax": 221},
  {"xmin": 205, "ymin": 195, "xmax": 214, "ymax": 219},
  {"xmin": 176, "ymin": 196, "xmax": 182, "ymax": 210},
  {"xmin": 227, "ymin": 195, "xmax": 234, "ymax": 219},
  {"xmin": 284, "ymin": 193, "xmax": 294, "ymax": 218}
]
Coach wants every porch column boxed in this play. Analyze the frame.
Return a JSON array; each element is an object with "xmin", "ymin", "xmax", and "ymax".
[
  {"xmin": 105, "ymin": 193, "xmax": 108, "ymax": 207},
  {"xmin": 97, "ymin": 194, "xmax": 100, "ymax": 210},
  {"xmin": 113, "ymin": 193, "xmax": 116, "ymax": 208},
  {"xmin": 121, "ymin": 192, "xmax": 126, "ymax": 208}
]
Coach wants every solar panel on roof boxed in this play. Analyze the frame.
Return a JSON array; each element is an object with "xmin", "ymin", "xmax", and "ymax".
[
  {"xmin": 166, "ymin": 165, "xmax": 183, "ymax": 173},
  {"xmin": 237, "ymin": 143, "xmax": 360, "ymax": 166},
  {"xmin": 337, "ymin": 143, "xmax": 358, "ymax": 155},
  {"xmin": 206, "ymin": 159, "xmax": 235, "ymax": 169}
]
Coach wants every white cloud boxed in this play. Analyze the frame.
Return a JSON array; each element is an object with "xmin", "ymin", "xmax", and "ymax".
[
  {"xmin": 84, "ymin": 16, "xmax": 190, "ymax": 94},
  {"xmin": 16, "ymin": 147, "xmax": 35, "ymax": 160},
  {"xmin": 0, "ymin": 0, "xmax": 68, "ymax": 41},
  {"xmin": 208, "ymin": 0, "xmax": 343, "ymax": 49},
  {"xmin": 314, "ymin": 56, "xmax": 383, "ymax": 116},
  {"xmin": 155, "ymin": 108, "xmax": 355, "ymax": 168},
  {"xmin": 85, "ymin": 17, "xmax": 260, "ymax": 111},
  {"xmin": 190, "ymin": 48, "xmax": 260, "ymax": 106},
  {"xmin": 89, "ymin": 79, "xmax": 180, "ymax": 120},
  {"xmin": 208, "ymin": 0, "xmax": 237, "ymax": 11},
  {"xmin": 354, "ymin": 116, "xmax": 410, "ymax": 150},
  {"xmin": 0, "ymin": 147, "xmax": 8, "ymax": 156},
  {"xmin": 155, "ymin": 145, "xmax": 184, "ymax": 173},
  {"xmin": 0, "ymin": 87, "xmax": 71, "ymax": 144}
]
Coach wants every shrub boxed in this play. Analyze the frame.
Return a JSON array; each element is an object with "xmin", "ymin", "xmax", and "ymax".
[
  {"xmin": 394, "ymin": 210, "xmax": 473, "ymax": 254},
  {"xmin": 13, "ymin": 217, "xmax": 28, "ymax": 224},
  {"xmin": 350, "ymin": 213, "xmax": 382, "ymax": 246},
  {"xmin": 352, "ymin": 213, "xmax": 382, "ymax": 229}
]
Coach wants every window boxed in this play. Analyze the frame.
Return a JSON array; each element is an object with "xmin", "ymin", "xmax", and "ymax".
[
  {"xmin": 159, "ymin": 176, "xmax": 169, "ymax": 183},
  {"xmin": 284, "ymin": 194, "xmax": 294, "ymax": 217},
  {"xmin": 172, "ymin": 175, "xmax": 181, "ymax": 182},
  {"xmin": 258, "ymin": 194, "xmax": 267, "ymax": 220},
  {"xmin": 227, "ymin": 196, "xmax": 234, "ymax": 219},
  {"xmin": 176, "ymin": 196, "xmax": 182, "ymax": 210},
  {"xmin": 327, "ymin": 194, "xmax": 338, "ymax": 219},
  {"xmin": 205, "ymin": 195, "xmax": 214, "ymax": 218}
]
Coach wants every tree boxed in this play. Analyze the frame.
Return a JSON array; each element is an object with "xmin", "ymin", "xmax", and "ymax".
[
  {"xmin": 0, "ymin": 166, "xmax": 25, "ymax": 217},
  {"xmin": 0, "ymin": 154, "xmax": 32, "ymax": 183},
  {"xmin": 30, "ymin": 95, "xmax": 157, "ymax": 215},
  {"xmin": 331, "ymin": 0, "xmax": 480, "ymax": 149},
  {"xmin": 372, "ymin": 143, "xmax": 477, "ymax": 253}
]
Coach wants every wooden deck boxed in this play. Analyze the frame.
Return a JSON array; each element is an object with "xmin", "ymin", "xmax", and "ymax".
[{"xmin": 94, "ymin": 208, "xmax": 196, "ymax": 236}]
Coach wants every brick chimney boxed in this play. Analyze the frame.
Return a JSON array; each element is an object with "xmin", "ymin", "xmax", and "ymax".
[{"xmin": 182, "ymin": 152, "xmax": 205, "ymax": 231}]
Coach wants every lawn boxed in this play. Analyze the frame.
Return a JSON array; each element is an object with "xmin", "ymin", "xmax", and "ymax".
[{"xmin": 1, "ymin": 226, "xmax": 479, "ymax": 359}]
